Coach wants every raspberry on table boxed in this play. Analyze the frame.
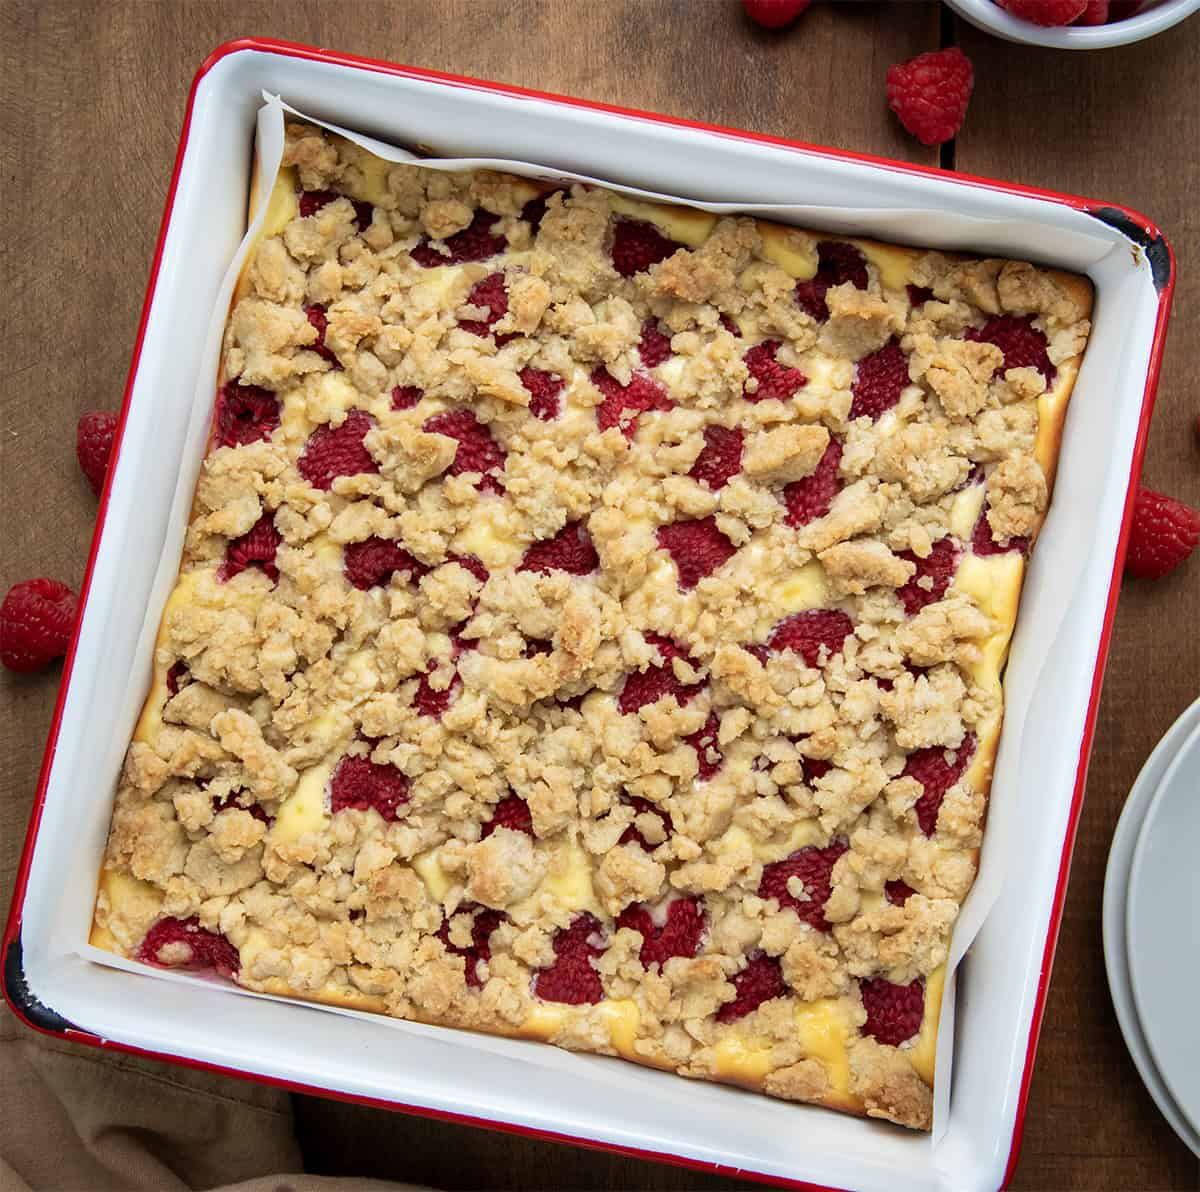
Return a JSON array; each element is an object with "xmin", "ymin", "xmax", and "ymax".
[
  {"xmin": 966, "ymin": 314, "xmax": 1056, "ymax": 383},
  {"xmin": 656, "ymin": 516, "xmax": 737, "ymax": 590},
  {"xmin": 304, "ymin": 304, "xmax": 340, "ymax": 367},
  {"xmin": 618, "ymin": 794, "xmax": 671, "ymax": 849},
  {"xmin": 518, "ymin": 520, "xmax": 599, "ymax": 576},
  {"xmin": 518, "ymin": 367, "xmax": 565, "ymax": 421},
  {"xmin": 1125, "ymin": 486, "xmax": 1200, "ymax": 579},
  {"xmin": 783, "ymin": 437, "xmax": 843, "ymax": 527},
  {"xmin": 886, "ymin": 47, "xmax": 974, "ymax": 147},
  {"xmin": 638, "ymin": 318, "xmax": 674, "ymax": 368},
  {"xmin": 438, "ymin": 905, "xmax": 505, "ymax": 989},
  {"xmin": 410, "ymin": 209, "xmax": 506, "ymax": 266},
  {"xmin": 0, "ymin": 578, "xmax": 78, "ymax": 673},
  {"xmin": 767, "ymin": 608, "xmax": 855, "ymax": 668},
  {"xmin": 743, "ymin": 340, "xmax": 808, "ymax": 403},
  {"xmin": 481, "ymin": 794, "xmax": 534, "ymax": 838},
  {"xmin": 861, "ymin": 976, "xmax": 926, "ymax": 1046},
  {"xmin": 297, "ymin": 410, "xmax": 379, "ymax": 490},
  {"xmin": 998, "ymin": 0, "xmax": 1088, "ymax": 24},
  {"xmin": 593, "ymin": 368, "xmax": 673, "ymax": 439},
  {"xmin": 618, "ymin": 633, "xmax": 704, "ymax": 715},
  {"xmin": 685, "ymin": 711, "xmax": 723, "ymax": 781},
  {"xmin": 534, "ymin": 913, "xmax": 606, "ymax": 1004},
  {"xmin": 743, "ymin": 0, "xmax": 812, "ymax": 28},
  {"xmin": 794, "ymin": 241, "xmax": 869, "ymax": 322},
  {"xmin": 904, "ymin": 732, "xmax": 977, "ymax": 836},
  {"xmin": 136, "ymin": 916, "xmax": 240, "ymax": 979},
  {"xmin": 458, "ymin": 273, "xmax": 515, "ymax": 344},
  {"xmin": 330, "ymin": 754, "xmax": 411, "ymax": 822},
  {"xmin": 214, "ymin": 382, "xmax": 279, "ymax": 449},
  {"xmin": 343, "ymin": 537, "xmax": 428, "ymax": 590},
  {"xmin": 849, "ymin": 339, "xmax": 909, "ymax": 421},
  {"xmin": 758, "ymin": 840, "xmax": 849, "ymax": 932},
  {"xmin": 424, "ymin": 409, "xmax": 507, "ymax": 494},
  {"xmin": 689, "ymin": 425, "xmax": 744, "ymax": 491},
  {"xmin": 896, "ymin": 537, "xmax": 961, "ymax": 615},
  {"xmin": 611, "ymin": 218, "xmax": 685, "ymax": 278},
  {"xmin": 716, "ymin": 951, "xmax": 787, "ymax": 1023},
  {"xmin": 76, "ymin": 410, "xmax": 119, "ymax": 496},
  {"xmin": 617, "ymin": 897, "xmax": 705, "ymax": 967},
  {"xmin": 218, "ymin": 515, "xmax": 281, "ymax": 584}
]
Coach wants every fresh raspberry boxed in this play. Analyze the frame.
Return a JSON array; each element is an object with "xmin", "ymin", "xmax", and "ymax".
[
  {"xmin": 165, "ymin": 660, "xmax": 190, "ymax": 697},
  {"xmin": 343, "ymin": 537, "xmax": 428, "ymax": 590},
  {"xmin": 716, "ymin": 952, "xmax": 787, "ymax": 1023},
  {"xmin": 802, "ymin": 756, "xmax": 833, "ymax": 784},
  {"xmin": 439, "ymin": 905, "xmax": 505, "ymax": 989},
  {"xmin": 783, "ymin": 438, "xmax": 843, "ymax": 527},
  {"xmin": 214, "ymin": 382, "xmax": 279, "ymax": 449},
  {"xmin": 657, "ymin": 517, "xmax": 737, "ymax": 590},
  {"xmin": 718, "ymin": 312, "xmax": 741, "ymax": 337},
  {"xmin": 414, "ymin": 664, "xmax": 461, "ymax": 720},
  {"xmin": 617, "ymin": 897, "xmax": 705, "ymax": 967},
  {"xmin": 519, "ymin": 367, "xmax": 565, "ymax": 421},
  {"xmin": 219, "ymin": 515, "xmax": 281, "ymax": 584},
  {"xmin": 743, "ymin": 340, "xmax": 808, "ymax": 403},
  {"xmin": 685, "ymin": 711, "xmax": 723, "ymax": 781},
  {"xmin": 885, "ymin": 879, "xmax": 916, "ymax": 906},
  {"xmin": 618, "ymin": 632, "xmax": 704, "ymax": 715},
  {"xmin": 886, "ymin": 47, "xmax": 974, "ymax": 147},
  {"xmin": 997, "ymin": 0, "xmax": 1088, "ymax": 24},
  {"xmin": 638, "ymin": 318, "xmax": 673, "ymax": 368},
  {"xmin": 0, "ymin": 579, "xmax": 77, "ymax": 673},
  {"xmin": 1074, "ymin": 0, "xmax": 1109, "ymax": 21},
  {"xmin": 212, "ymin": 791, "xmax": 273, "ymax": 826},
  {"xmin": 136, "ymin": 917, "xmax": 239, "ymax": 978},
  {"xmin": 304, "ymin": 304, "xmax": 340, "ymax": 367},
  {"xmin": 1125, "ymin": 486, "xmax": 1200, "ymax": 579},
  {"xmin": 971, "ymin": 506, "xmax": 1029, "ymax": 557},
  {"xmin": 424, "ymin": 409, "xmax": 506, "ymax": 494},
  {"xmin": 743, "ymin": 0, "xmax": 812, "ymax": 28},
  {"xmin": 518, "ymin": 520, "xmax": 599, "ymax": 576},
  {"xmin": 76, "ymin": 410, "xmax": 119, "ymax": 496},
  {"xmin": 904, "ymin": 732, "xmax": 977, "ymax": 836},
  {"xmin": 391, "ymin": 385, "xmax": 423, "ymax": 411},
  {"xmin": 611, "ymin": 218, "xmax": 684, "ymax": 278},
  {"xmin": 794, "ymin": 241, "xmax": 869, "ymax": 322},
  {"xmin": 758, "ymin": 840, "xmax": 849, "ymax": 932},
  {"xmin": 411, "ymin": 209, "xmax": 505, "ymax": 267},
  {"xmin": 593, "ymin": 368, "xmax": 673, "ymax": 439},
  {"xmin": 907, "ymin": 284, "xmax": 935, "ymax": 307},
  {"xmin": 767, "ymin": 609, "xmax": 854, "ymax": 668},
  {"xmin": 965, "ymin": 314, "xmax": 1055, "ymax": 383},
  {"xmin": 861, "ymin": 976, "xmax": 926, "ymax": 1046},
  {"xmin": 299, "ymin": 189, "xmax": 373, "ymax": 230},
  {"xmin": 534, "ymin": 913, "xmax": 605, "ymax": 1004},
  {"xmin": 896, "ymin": 536, "xmax": 961, "ymax": 615},
  {"xmin": 458, "ymin": 273, "xmax": 514, "ymax": 344},
  {"xmin": 481, "ymin": 794, "xmax": 534, "ymax": 838},
  {"xmin": 689, "ymin": 425, "xmax": 743, "ymax": 492},
  {"xmin": 330, "ymin": 753, "xmax": 410, "ymax": 821},
  {"xmin": 849, "ymin": 339, "xmax": 909, "ymax": 421},
  {"xmin": 297, "ymin": 410, "xmax": 379, "ymax": 490}
]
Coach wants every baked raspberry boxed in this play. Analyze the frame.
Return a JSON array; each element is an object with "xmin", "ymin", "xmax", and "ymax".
[
  {"xmin": 1125, "ymin": 486, "xmax": 1200, "ymax": 579},
  {"xmin": 611, "ymin": 218, "xmax": 684, "ymax": 277},
  {"xmin": 743, "ymin": 340, "xmax": 808, "ymax": 403},
  {"xmin": 165, "ymin": 660, "xmax": 189, "ymax": 696},
  {"xmin": 214, "ymin": 382, "xmax": 279, "ymax": 449},
  {"xmin": 343, "ymin": 537, "xmax": 428, "ymax": 590},
  {"xmin": 718, "ymin": 312, "xmax": 741, "ymax": 337},
  {"xmin": 617, "ymin": 897, "xmax": 705, "ymax": 967},
  {"xmin": 743, "ymin": 0, "xmax": 812, "ymax": 28},
  {"xmin": 971, "ymin": 507, "xmax": 1029, "ymax": 557},
  {"xmin": 998, "ymin": 0, "xmax": 1088, "ymax": 24},
  {"xmin": 76, "ymin": 410, "xmax": 119, "ymax": 496},
  {"xmin": 439, "ymin": 905, "xmax": 505, "ymax": 989},
  {"xmin": 767, "ymin": 609, "xmax": 854, "ymax": 668},
  {"xmin": 638, "ymin": 318, "xmax": 673, "ymax": 368},
  {"xmin": 758, "ymin": 840, "xmax": 849, "ymax": 932},
  {"xmin": 330, "ymin": 754, "xmax": 410, "ymax": 822},
  {"xmin": 410, "ymin": 209, "xmax": 505, "ymax": 267},
  {"xmin": 299, "ymin": 189, "xmax": 373, "ymax": 230},
  {"xmin": 783, "ymin": 438, "xmax": 843, "ymax": 527},
  {"xmin": 688, "ymin": 425, "xmax": 743, "ymax": 491},
  {"xmin": 518, "ymin": 367, "xmax": 565, "ymax": 421},
  {"xmin": 424, "ymin": 409, "xmax": 506, "ymax": 494},
  {"xmin": 212, "ymin": 791, "xmax": 272, "ymax": 826},
  {"xmin": 685, "ymin": 711, "xmax": 723, "ymax": 781},
  {"xmin": 391, "ymin": 385, "xmax": 423, "ymax": 411},
  {"xmin": 593, "ymin": 368, "xmax": 673, "ymax": 439},
  {"xmin": 136, "ymin": 917, "xmax": 239, "ymax": 978},
  {"xmin": 904, "ymin": 732, "xmax": 977, "ymax": 836},
  {"xmin": 885, "ymin": 879, "xmax": 916, "ymax": 906},
  {"xmin": 304, "ymin": 304, "xmax": 340, "ymax": 367},
  {"xmin": 802, "ymin": 756, "xmax": 833, "ymax": 783},
  {"xmin": 481, "ymin": 794, "xmax": 534, "ymax": 838},
  {"xmin": 458, "ymin": 273, "xmax": 514, "ymax": 344},
  {"xmin": 966, "ymin": 314, "xmax": 1056, "ymax": 383},
  {"xmin": 618, "ymin": 633, "xmax": 704, "ymax": 715},
  {"xmin": 908, "ymin": 284, "xmax": 935, "ymax": 307},
  {"xmin": 414, "ymin": 664, "xmax": 461, "ymax": 720},
  {"xmin": 619, "ymin": 795, "xmax": 670, "ymax": 849},
  {"xmin": 518, "ymin": 520, "xmax": 599, "ymax": 576},
  {"xmin": 219, "ymin": 515, "xmax": 281, "ymax": 584},
  {"xmin": 0, "ymin": 578, "xmax": 78, "ymax": 673},
  {"xmin": 886, "ymin": 47, "xmax": 974, "ymax": 147},
  {"xmin": 449, "ymin": 553, "xmax": 490, "ymax": 587},
  {"xmin": 297, "ymin": 410, "xmax": 379, "ymax": 490},
  {"xmin": 520, "ymin": 190, "xmax": 564, "ymax": 234},
  {"xmin": 849, "ymin": 339, "xmax": 909, "ymax": 421},
  {"xmin": 744, "ymin": 643, "xmax": 770, "ymax": 666},
  {"xmin": 794, "ymin": 241, "xmax": 869, "ymax": 321},
  {"xmin": 716, "ymin": 952, "xmax": 787, "ymax": 1023},
  {"xmin": 896, "ymin": 537, "xmax": 961, "ymax": 615},
  {"xmin": 534, "ymin": 913, "xmax": 605, "ymax": 1004},
  {"xmin": 524, "ymin": 638, "xmax": 553, "ymax": 658},
  {"xmin": 656, "ymin": 517, "xmax": 737, "ymax": 590},
  {"xmin": 861, "ymin": 976, "xmax": 926, "ymax": 1046}
]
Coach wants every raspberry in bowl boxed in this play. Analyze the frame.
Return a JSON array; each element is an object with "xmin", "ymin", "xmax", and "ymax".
[{"xmin": 946, "ymin": 0, "xmax": 1200, "ymax": 46}]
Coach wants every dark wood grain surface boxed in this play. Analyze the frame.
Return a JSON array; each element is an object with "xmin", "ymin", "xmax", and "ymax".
[{"xmin": 2, "ymin": 3, "xmax": 1198, "ymax": 1189}]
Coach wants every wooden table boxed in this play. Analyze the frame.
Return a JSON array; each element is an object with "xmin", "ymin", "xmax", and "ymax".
[{"xmin": 3, "ymin": 3, "xmax": 1199, "ymax": 1188}]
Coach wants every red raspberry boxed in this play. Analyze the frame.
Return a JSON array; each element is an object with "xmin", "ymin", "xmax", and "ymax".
[
  {"xmin": 618, "ymin": 632, "xmax": 704, "ymax": 715},
  {"xmin": 618, "ymin": 795, "xmax": 671, "ymax": 849},
  {"xmin": 593, "ymin": 368, "xmax": 673, "ymax": 439},
  {"xmin": 136, "ymin": 917, "xmax": 239, "ymax": 978},
  {"xmin": 518, "ymin": 520, "xmax": 599, "ymax": 576},
  {"xmin": 685, "ymin": 711, "xmax": 723, "ymax": 781},
  {"xmin": 997, "ymin": 0, "xmax": 1088, "ymax": 24},
  {"xmin": 300, "ymin": 189, "xmax": 373, "ymax": 230},
  {"xmin": 907, "ymin": 284, "xmax": 935, "ymax": 307},
  {"xmin": 519, "ymin": 367, "xmax": 565, "ymax": 421},
  {"xmin": 304, "ymin": 304, "xmax": 340, "ymax": 367},
  {"xmin": 657, "ymin": 517, "xmax": 737, "ymax": 590},
  {"xmin": 219, "ymin": 515, "xmax": 281, "ymax": 584},
  {"xmin": 617, "ymin": 897, "xmax": 705, "ymax": 967},
  {"xmin": 414, "ymin": 664, "xmax": 461, "ymax": 720},
  {"xmin": 717, "ymin": 952, "xmax": 787, "ymax": 1023},
  {"xmin": 411, "ymin": 209, "xmax": 505, "ymax": 267},
  {"xmin": 971, "ymin": 506, "xmax": 1029, "ymax": 558},
  {"xmin": 165, "ymin": 660, "xmax": 190, "ymax": 696},
  {"xmin": 212, "ymin": 791, "xmax": 273, "ymax": 826},
  {"xmin": 896, "ymin": 536, "xmax": 961, "ymax": 615},
  {"xmin": 1074, "ymin": 0, "xmax": 1109, "ymax": 21},
  {"xmin": 214, "ymin": 382, "xmax": 279, "ymax": 450},
  {"xmin": 439, "ymin": 905, "xmax": 505, "ymax": 989},
  {"xmin": 802, "ymin": 756, "xmax": 833, "ymax": 783},
  {"xmin": 965, "ymin": 314, "xmax": 1055, "ymax": 383},
  {"xmin": 481, "ymin": 794, "xmax": 534, "ymax": 838},
  {"xmin": 638, "ymin": 318, "xmax": 674, "ymax": 368},
  {"xmin": 424, "ymin": 409, "xmax": 506, "ymax": 494},
  {"xmin": 758, "ymin": 840, "xmax": 849, "ymax": 932},
  {"xmin": 743, "ymin": 340, "xmax": 808, "ymax": 403},
  {"xmin": 534, "ymin": 913, "xmax": 605, "ymax": 1004},
  {"xmin": 861, "ymin": 976, "xmax": 926, "ymax": 1046},
  {"xmin": 1125, "ymin": 486, "xmax": 1200, "ymax": 579},
  {"xmin": 904, "ymin": 732, "xmax": 977, "ymax": 836},
  {"xmin": 76, "ymin": 410, "xmax": 119, "ymax": 496},
  {"xmin": 719, "ymin": 312, "xmax": 741, "ymax": 337},
  {"xmin": 330, "ymin": 753, "xmax": 410, "ymax": 821},
  {"xmin": 343, "ymin": 537, "xmax": 428, "ymax": 590},
  {"xmin": 298, "ymin": 410, "xmax": 379, "ymax": 490},
  {"xmin": 886, "ymin": 47, "xmax": 974, "ymax": 148},
  {"xmin": 849, "ymin": 339, "xmax": 909, "ymax": 421},
  {"xmin": 743, "ymin": 0, "xmax": 812, "ymax": 27},
  {"xmin": 391, "ymin": 385, "xmax": 423, "ymax": 411},
  {"xmin": 458, "ymin": 273, "xmax": 514, "ymax": 344},
  {"xmin": 783, "ymin": 437, "xmax": 843, "ymax": 527},
  {"xmin": 794, "ymin": 241, "xmax": 869, "ymax": 322},
  {"xmin": 689, "ymin": 425, "xmax": 744, "ymax": 492},
  {"xmin": 885, "ymin": 879, "xmax": 915, "ymax": 906},
  {"xmin": 611, "ymin": 218, "xmax": 685, "ymax": 278},
  {"xmin": 767, "ymin": 608, "xmax": 854, "ymax": 668},
  {"xmin": 0, "ymin": 578, "xmax": 77, "ymax": 673},
  {"xmin": 450, "ymin": 553, "xmax": 489, "ymax": 587},
  {"xmin": 520, "ymin": 189, "xmax": 566, "ymax": 234}
]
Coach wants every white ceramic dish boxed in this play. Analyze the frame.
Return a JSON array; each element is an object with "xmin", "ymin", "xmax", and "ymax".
[
  {"xmin": 1, "ymin": 38, "xmax": 1176, "ymax": 1192},
  {"xmin": 947, "ymin": 0, "xmax": 1200, "ymax": 48}
]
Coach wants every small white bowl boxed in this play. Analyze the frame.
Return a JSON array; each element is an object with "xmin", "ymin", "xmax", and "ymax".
[{"xmin": 946, "ymin": 0, "xmax": 1200, "ymax": 47}]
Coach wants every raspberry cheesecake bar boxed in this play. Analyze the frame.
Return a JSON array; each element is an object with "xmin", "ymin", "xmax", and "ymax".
[{"xmin": 91, "ymin": 121, "xmax": 1092, "ymax": 1130}]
